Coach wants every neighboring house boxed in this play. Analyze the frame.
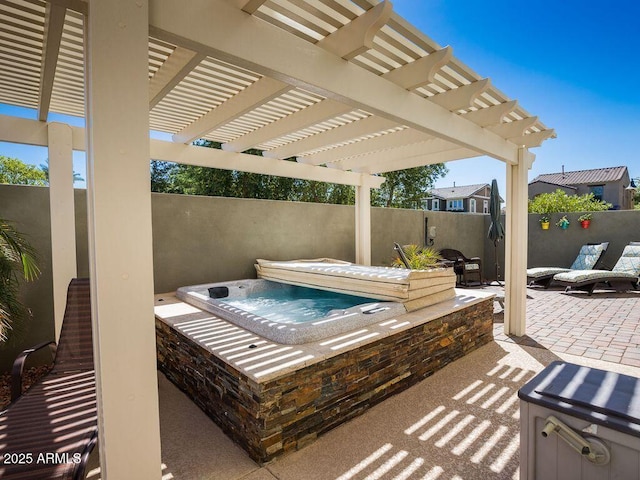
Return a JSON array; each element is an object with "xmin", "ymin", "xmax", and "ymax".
[
  {"xmin": 528, "ymin": 165, "xmax": 634, "ymax": 210},
  {"xmin": 424, "ymin": 183, "xmax": 497, "ymax": 213}
]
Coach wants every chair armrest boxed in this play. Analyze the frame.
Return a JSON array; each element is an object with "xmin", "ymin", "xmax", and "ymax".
[
  {"xmin": 72, "ymin": 430, "xmax": 99, "ymax": 480},
  {"xmin": 11, "ymin": 340, "xmax": 57, "ymax": 402},
  {"xmin": 469, "ymin": 257, "xmax": 481, "ymax": 262}
]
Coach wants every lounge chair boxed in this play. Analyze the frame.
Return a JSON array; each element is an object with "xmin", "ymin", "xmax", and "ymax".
[
  {"xmin": 554, "ymin": 243, "xmax": 640, "ymax": 295},
  {"xmin": 439, "ymin": 248, "xmax": 482, "ymax": 286},
  {"xmin": 0, "ymin": 278, "xmax": 98, "ymax": 480},
  {"xmin": 526, "ymin": 242, "xmax": 609, "ymax": 288}
]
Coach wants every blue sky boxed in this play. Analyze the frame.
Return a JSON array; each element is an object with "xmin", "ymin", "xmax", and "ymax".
[{"xmin": 1, "ymin": 1, "xmax": 639, "ymax": 195}]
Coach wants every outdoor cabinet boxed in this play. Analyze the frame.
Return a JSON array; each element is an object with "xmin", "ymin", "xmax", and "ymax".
[{"xmin": 519, "ymin": 361, "xmax": 640, "ymax": 479}]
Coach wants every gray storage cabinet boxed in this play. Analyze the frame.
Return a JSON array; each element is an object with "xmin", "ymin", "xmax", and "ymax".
[{"xmin": 519, "ymin": 361, "xmax": 640, "ymax": 479}]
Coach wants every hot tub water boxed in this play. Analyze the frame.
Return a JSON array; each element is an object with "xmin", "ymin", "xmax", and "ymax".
[
  {"xmin": 220, "ymin": 284, "xmax": 382, "ymax": 324},
  {"xmin": 176, "ymin": 279, "xmax": 407, "ymax": 344}
]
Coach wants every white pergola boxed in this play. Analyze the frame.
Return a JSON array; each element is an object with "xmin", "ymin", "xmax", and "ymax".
[{"xmin": 0, "ymin": 0, "xmax": 554, "ymax": 476}]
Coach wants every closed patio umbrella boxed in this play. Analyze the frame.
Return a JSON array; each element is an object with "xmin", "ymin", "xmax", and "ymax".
[{"xmin": 488, "ymin": 179, "xmax": 505, "ymax": 285}]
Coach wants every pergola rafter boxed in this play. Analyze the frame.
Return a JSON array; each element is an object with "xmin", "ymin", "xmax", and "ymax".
[
  {"xmin": 316, "ymin": 0, "xmax": 392, "ymax": 60},
  {"xmin": 173, "ymin": 76, "xmax": 292, "ymax": 144},
  {"xmin": 334, "ymin": 137, "xmax": 461, "ymax": 172},
  {"xmin": 304, "ymin": 127, "xmax": 432, "ymax": 166},
  {"xmin": 37, "ymin": 2, "xmax": 65, "ymax": 121},
  {"xmin": 266, "ymin": 114, "xmax": 400, "ymax": 160},
  {"xmin": 221, "ymin": 97, "xmax": 354, "ymax": 152},
  {"xmin": 362, "ymin": 147, "xmax": 480, "ymax": 175},
  {"xmin": 428, "ymin": 78, "xmax": 491, "ymax": 112},
  {"xmin": 148, "ymin": 46, "xmax": 206, "ymax": 108},
  {"xmin": 381, "ymin": 46, "xmax": 452, "ymax": 90}
]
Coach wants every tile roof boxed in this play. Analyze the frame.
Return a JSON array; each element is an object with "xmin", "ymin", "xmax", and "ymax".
[
  {"xmin": 428, "ymin": 183, "xmax": 489, "ymax": 199},
  {"xmin": 528, "ymin": 180, "xmax": 578, "ymax": 190},
  {"xmin": 530, "ymin": 166, "xmax": 628, "ymax": 186}
]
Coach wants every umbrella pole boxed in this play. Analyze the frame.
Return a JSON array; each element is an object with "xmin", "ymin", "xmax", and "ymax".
[{"xmin": 493, "ymin": 241, "xmax": 502, "ymax": 286}]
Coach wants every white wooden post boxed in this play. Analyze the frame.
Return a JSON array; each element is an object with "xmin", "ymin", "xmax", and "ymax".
[
  {"xmin": 85, "ymin": 0, "xmax": 162, "ymax": 477},
  {"xmin": 504, "ymin": 147, "xmax": 533, "ymax": 336},
  {"xmin": 47, "ymin": 122, "xmax": 77, "ymax": 341},
  {"xmin": 355, "ymin": 178, "xmax": 372, "ymax": 265}
]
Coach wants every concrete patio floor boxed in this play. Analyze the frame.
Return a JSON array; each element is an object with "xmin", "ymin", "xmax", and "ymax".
[{"xmin": 86, "ymin": 287, "xmax": 640, "ymax": 480}]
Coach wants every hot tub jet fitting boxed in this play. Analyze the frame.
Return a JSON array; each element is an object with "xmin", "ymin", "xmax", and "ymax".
[{"xmin": 541, "ymin": 415, "xmax": 611, "ymax": 465}]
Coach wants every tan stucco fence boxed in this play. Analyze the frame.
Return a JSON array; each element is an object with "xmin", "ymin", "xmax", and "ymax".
[{"xmin": 2, "ymin": 183, "xmax": 639, "ymax": 371}]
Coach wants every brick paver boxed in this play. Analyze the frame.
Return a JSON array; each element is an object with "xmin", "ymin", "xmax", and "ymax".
[{"xmin": 492, "ymin": 286, "xmax": 640, "ymax": 367}]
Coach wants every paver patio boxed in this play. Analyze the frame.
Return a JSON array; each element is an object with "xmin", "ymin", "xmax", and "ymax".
[{"xmin": 494, "ymin": 286, "xmax": 640, "ymax": 366}]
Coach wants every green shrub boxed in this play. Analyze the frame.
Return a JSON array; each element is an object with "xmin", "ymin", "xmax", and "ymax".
[
  {"xmin": 392, "ymin": 245, "xmax": 443, "ymax": 269},
  {"xmin": 528, "ymin": 189, "xmax": 611, "ymax": 214}
]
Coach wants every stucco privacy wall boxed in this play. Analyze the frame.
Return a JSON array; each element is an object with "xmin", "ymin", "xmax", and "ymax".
[
  {"xmin": 527, "ymin": 211, "xmax": 640, "ymax": 269},
  {"xmin": 2, "ymin": 184, "xmax": 640, "ymax": 370}
]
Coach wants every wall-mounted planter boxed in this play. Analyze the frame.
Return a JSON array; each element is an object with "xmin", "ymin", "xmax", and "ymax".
[
  {"xmin": 541, "ymin": 222, "xmax": 550, "ymax": 230},
  {"xmin": 580, "ymin": 220, "xmax": 591, "ymax": 229},
  {"xmin": 556, "ymin": 216, "xmax": 570, "ymax": 230}
]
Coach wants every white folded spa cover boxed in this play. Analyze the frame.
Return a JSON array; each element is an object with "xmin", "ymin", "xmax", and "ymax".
[{"xmin": 255, "ymin": 258, "xmax": 456, "ymax": 311}]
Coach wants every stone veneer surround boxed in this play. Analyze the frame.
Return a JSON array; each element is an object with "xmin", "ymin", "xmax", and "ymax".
[{"xmin": 155, "ymin": 295, "xmax": 493, "ymax": 464}]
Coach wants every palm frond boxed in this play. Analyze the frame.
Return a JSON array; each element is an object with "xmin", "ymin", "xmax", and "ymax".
[{"xmin": 0, "ymin": 218, "xmax": 41, "ymax": 341}]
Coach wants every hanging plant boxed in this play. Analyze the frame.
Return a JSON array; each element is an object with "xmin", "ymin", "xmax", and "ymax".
[
  {"xmin": 555, "ymin": 215, "xmax": 570, "ymax": 230},
  {"xmin": 539, "ymin": 214, "xmax": 550, "ymax": 230},
  {"xmin": 578, "ymin": 213, "xmax": 592, "ymax": 229}
]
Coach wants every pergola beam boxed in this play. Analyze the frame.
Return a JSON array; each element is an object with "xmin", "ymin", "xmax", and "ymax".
[
  {"xmin": 462, "ymin": 100, "xmax": 517, "ymax": 127},
  {"xmin": 268, "ymin": 115, "xmax": 400, "ymax": 161},
  {"xmin": 0, "ymin": 114, "xmax": 49, "ymax": 145},
  {"xmin": 38, "ymin": 2, "xmax": 66, "ymax": 121},
  {"xmin": 44, "ymin": 0, "xmax": 87, "ymax": 15},
  {"xmin": 429, "ymin": 78, "xmax": 491, "ymax": 112},
  {"xmin": 173, "ymin": 76, "xmax": 291, "ymax": 144},
  {"xmin": 317, "ymin": 0, "xmax": 392, "ymax": 60},
  {"xmin": 222, "ymin": 98, "xmax": 352, "ymax": 152},
  {"xmin": 308, "ymin": 128, "xmax": 432, "ymax": 167},
  {"xmin": 509, "ymin": 129, "xmax": 556, "ymax": 148},
  {"xmin": 382, "ymin": 46, "xmax": 452, "ymax": 90},
  {"xmin": 331, "ymin": 138, "xmax": 458, "ymax": 172},
  {"xmin": 487, "ymin": 116, "xmax": 538, "ymax": 138},
  {"xmin": 0, "ymin": 114, "xmax": 378, "ymax": 187},
  {"xmin": 149, "ymin": 0, "xmax": 521, "ymax": 164},
  {"xmin": 240, "ymin": 0, "xmax": 266, "ymax": 14},
  {"xmin": 358, "ymin": 147, "xmax": 480, "ymax": 175},
  {"xmin": 151, "ymin": 138, "xmax": 384, "ymax": 187},
  {"xmin": 149, "ymin": 46, "xmax": 205, "ymax": 108}
]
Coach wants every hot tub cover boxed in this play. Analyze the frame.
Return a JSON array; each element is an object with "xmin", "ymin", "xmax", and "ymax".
[{"xmin": 255, "ymin": 258, "xmax": 456, "ymax": 310}]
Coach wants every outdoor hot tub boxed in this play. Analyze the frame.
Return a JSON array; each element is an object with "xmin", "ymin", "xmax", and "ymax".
[
  {"xmin": 176, "ymin": 279, "xmax": 407, "ymax": 344},
  {"xmin": 157, "ymin": 261, "xmax": 492, "ymax": 464}
]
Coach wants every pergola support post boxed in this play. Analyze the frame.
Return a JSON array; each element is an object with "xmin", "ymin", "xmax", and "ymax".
[
  {"xmin": 355, "ymin": 180, "xmax": 372, "ymax": 265},
  {"xmin": 504, "ymin": 147, "xmax": 533, "ymax": 336},
  {"xmin": 85, "ymin": 0, "xmax": 162, "ymax": 477},
  {"xmin": 47, "ymin": 122, "xmax": 77, "ymax": 341}
]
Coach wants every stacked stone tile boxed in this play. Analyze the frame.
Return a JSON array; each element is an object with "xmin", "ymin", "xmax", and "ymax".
[{"xmin": 156, "ymin": 297, "xmax": 493, "ymax": 464}]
